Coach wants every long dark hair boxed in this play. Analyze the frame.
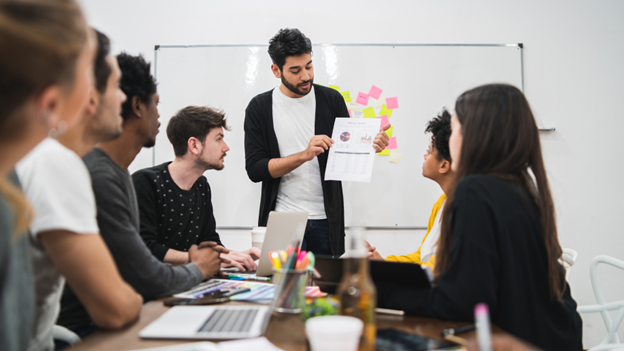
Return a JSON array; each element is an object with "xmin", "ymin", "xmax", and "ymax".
[{"xmin": 435, "ymin": 84, "xmax": 564, "ymax": 299}]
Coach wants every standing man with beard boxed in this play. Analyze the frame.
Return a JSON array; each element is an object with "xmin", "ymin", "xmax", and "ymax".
[{"xmin": 244, "ymin": 28, "xmax": 390, "ymax": 257}]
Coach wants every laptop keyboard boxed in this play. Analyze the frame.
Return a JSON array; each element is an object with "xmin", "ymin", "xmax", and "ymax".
[{"xmin": 198, "ymin": 308, "xmax": 259, "ymax": 333}]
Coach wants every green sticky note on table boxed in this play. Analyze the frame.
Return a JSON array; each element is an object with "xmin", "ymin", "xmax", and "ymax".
[
  {"xmin": 379, "ymin": 104, "xmax": 393, "ymax": 118},
  {"xmin": 378, "ymin": 149, "xmax": 390, "ymax": 156},
  {"xmin": 385, "ymin": 126, "xmax": 394, "ymax": 137},
  {"xmin": 341, "ymin": 91, "xmax": 352, "ymax": 102},
  {"xmin": 362, "ymin": 107, "xmax": 376, "ymax": 118},
  {"xmin": 329, "ymin": 85, "xmax": 340, "ymax": 91}
]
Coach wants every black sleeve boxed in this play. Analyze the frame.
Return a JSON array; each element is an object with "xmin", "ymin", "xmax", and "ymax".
[
  {"xmin": 93, "ymin": 170, "xmax": 202, "ymax": 299},
  {"xmin": 334, "ymin": 91, "xmax": 350, "ymax": 121},
  {"xmin": 199, "ymin": 182, "xmax": 222, "ymax": 246},
  {"xmin": 132, "ymin": 172, "xmax": 170, "ymax": 261},
  {"xmin": 377, "ymin": 178, "xmax": 500, "ymax": 320},
  {"xmin": 244, "ymin": 97, "xmax": 273, "ymax": 183}
]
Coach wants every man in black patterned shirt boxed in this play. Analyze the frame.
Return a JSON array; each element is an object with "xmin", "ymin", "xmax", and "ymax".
[{"xmin": 133, "ymin": 106, "xmax": 260, "ymax": 271}]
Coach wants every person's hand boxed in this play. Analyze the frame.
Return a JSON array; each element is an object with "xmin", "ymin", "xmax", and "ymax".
[
  {"xmin": 198, "ymin": 241, "xmax": 230, "ymax": 255},
  {"xmin": 303, "ymin": 135, "xmax": 334, "ymax": 161},
  {"xmin": 188, "ymin": 244, "xmax": 221, "ymax": 279},
  {"xmin": 220, "ymin": 251, "xmax": 257, "ymax": 272},
  {"xmin": 242, "ymin": 247, "xmax": 261, "ymax": 260},
  {"xmin": 364, "ymin": 241, "xmax": 384, "ymax": 260},
  {"xmin": 373, "ymin": 123, "xmax": 391, "ymax": 153}
]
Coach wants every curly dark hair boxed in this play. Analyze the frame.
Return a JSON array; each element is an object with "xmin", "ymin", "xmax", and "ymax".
[
  {"xmin": 267, "ymin": 28, "xmax": 312, "ymax": 71},
  {"xmin": 116, "ymin": 52, "xmax": 157, "ymax": 120},
  {"xmin": 425, "ymin": 108, "xmax": 452, "ymax": 162},
  {"xmin": 93, "ymin": 29, "xmax": 111, "ymax": 94}
]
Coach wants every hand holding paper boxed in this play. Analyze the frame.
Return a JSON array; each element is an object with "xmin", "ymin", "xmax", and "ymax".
[
  {"xmin": 303, "ymin": 135, "xmax": 334, "ymax": 161},
  {"xmin": 372, "ymin": 123, "xmax": 391, "ymax": 153}
]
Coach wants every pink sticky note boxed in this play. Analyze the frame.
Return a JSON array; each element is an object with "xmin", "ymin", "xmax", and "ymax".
[
  {"xmin": 368, "ymin": 85, "xmax": 383, "ymax": 100},
  {"xmin": 349, "ymin": 110, "xmax": 353, "ymax": 118},
  {"xmin": 377, "ymin": 115, "xmax": 390, "ymax": 129},
  {"xmin": 386, "ymin": 97, "xmax": 399, "ymax": 109},
  {"xmin": 387, "ymin": 137, "xmax": 398, "ymax": 149},
  {"xmin": 356, "ymin": 92, "xmax": 369, "ymax": 105}
]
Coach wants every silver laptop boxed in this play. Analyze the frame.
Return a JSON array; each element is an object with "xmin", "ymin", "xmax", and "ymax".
[
  {"xmin": 139, "ymin": 305, "xmax": 271, "ymax": 340},
  {"xmin": 254, "ymin": 211, "xmax": 307, "ymax": 277}
]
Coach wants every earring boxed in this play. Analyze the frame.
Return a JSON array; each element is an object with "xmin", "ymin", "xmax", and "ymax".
[{"xmin": 48, "ymin": 120, "xmax": 67, "ymax": 139}]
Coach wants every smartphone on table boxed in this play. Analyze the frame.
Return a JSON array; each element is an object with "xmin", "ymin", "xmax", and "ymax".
[{"xmin": 163, "ymin": 287, "xmax": 251, "ymax": 306}]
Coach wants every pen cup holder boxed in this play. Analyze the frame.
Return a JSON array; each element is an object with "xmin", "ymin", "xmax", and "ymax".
[{"xmin": 271, "ymin": 268, "xmax": 308, "ymax": 314}]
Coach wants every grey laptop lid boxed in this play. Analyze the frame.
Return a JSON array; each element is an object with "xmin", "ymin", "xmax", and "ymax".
[{"xmin": 255, "ymin": 211, "xmax": 308, "ymax": 277}]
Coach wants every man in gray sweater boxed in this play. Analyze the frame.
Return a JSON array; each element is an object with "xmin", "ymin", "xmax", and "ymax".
[{"xmin": 58, "ymin": 53, "xmax": 224, "ymax": 333}]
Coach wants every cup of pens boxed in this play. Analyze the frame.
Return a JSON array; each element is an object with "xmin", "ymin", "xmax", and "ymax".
[{"xmin": 269, "ymin": 245, "xmax": 315, "ymax": 314}]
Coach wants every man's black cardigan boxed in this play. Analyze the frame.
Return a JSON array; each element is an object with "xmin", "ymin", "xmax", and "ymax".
[{"xmin": 244, "ymin": 84, "xmax": 349, "ymax": 256}]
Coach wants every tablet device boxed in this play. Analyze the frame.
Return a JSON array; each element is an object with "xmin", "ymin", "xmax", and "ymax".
[{"xmin": 313, "ymin": 256, "xmax": 431, "ymax": 294}]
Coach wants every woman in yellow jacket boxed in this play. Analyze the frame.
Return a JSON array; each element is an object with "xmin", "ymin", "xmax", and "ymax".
[{"xmin": 367, "ymin": 109, "xmax": 453, "ymax": 270}]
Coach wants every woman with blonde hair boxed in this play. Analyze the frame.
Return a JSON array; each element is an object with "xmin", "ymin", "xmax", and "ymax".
[
  {"xmin": 0, "ymin": 1, "xmax": 142, "ymax": 350},
  {"xmin": 377, "ymin": 84, "xmax": 582, "ymax": 350}
]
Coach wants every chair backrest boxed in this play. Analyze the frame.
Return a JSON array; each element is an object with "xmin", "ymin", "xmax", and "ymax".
[
  {"xmin": 560, "ymin": 248, "xmax": 578, "ymax": 281},
  {"xmin": 578, "ymin": 255, "xmax": 624, "ymax": 346}
]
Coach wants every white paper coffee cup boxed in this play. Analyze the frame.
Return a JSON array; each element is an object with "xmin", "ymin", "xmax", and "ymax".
[{"xmin": 251, "ymin": 226, "xmax": 266, "ymax": 249}]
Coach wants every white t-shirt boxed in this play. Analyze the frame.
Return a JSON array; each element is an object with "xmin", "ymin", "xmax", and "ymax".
[
  {"xmin": 272, "ymin": 87, "xmax": 326, "ymax": 219},
  {"xmin": 420, "ymin": 200, "xmax": 445, "ymax": 263},
  {"xmin": 16, "ymin": 138, "xmax": 99, "ymax": 351}
]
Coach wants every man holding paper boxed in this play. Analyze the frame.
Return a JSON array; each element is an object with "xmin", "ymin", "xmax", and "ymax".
[{"xmin": 244, "ymin": 28, "xmax": 389, "ymax": 257}]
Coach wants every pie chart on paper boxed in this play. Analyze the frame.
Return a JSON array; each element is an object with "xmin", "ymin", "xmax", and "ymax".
[{"xmin": 340, "ymin": 132, "xmax": 351, "ymax": 142}]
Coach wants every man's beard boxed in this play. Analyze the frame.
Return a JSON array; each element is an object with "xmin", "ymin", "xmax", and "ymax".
[
  {"xmin": 143, "ymin": 138, "xmax": 156, "ymax": 148},
  {"xmin": 196, "ymin": 154, "xmax": 225, "ymax": 171},
  {"xmin": 281, "ymin": 75, "xmax": 313, "ymax": 96}
]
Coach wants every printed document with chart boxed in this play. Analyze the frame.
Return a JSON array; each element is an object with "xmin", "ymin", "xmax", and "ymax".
[{"xmin": 325, "ymin": 117, "xmax": 381, "ymax": 182}]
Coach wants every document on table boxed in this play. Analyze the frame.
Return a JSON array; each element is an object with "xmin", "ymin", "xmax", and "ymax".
[{"xmin": 325, "ymin": 117, "xmax": 381, "ymax": 182}]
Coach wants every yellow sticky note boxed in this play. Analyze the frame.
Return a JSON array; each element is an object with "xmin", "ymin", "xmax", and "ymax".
[
  {"xmin": 362, "ymin": 107, "xmax": 376, "ymax": 118},
  {"xmin": 329, "ymin": 85, "xmax": 340, "ymax": 91},
  {"xmin": 389, "ymin": 150, "xmax": 403, "ymax": 164},
  {"xmin": 379, "ymin": 104, "xmax": 393, "ymax": 118},
  {"xmin": 385, "ymin": 126, "xmax": 394, "ymax": 137},
  {"xmin": 341, "ymin": 91, "xmax": 352, "ymax": 102},
  {"xmin": 378, "ymin": 149, "xmax": 390, "ymax": 156}
]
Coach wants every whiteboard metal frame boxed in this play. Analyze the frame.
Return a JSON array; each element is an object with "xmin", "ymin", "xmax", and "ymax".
[{"xmin": 152, "ymin": 43, "xmax": 551, "ymax": 230}]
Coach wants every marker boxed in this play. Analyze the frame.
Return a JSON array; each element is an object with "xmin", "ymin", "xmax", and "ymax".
[
  {"xmin": 441, "ymin": 324, "xmax": 476, "ymax": 337},
  {"xmin": 475, "ymin": 303, "xmax": 492, "ymax": 351},
  {"xmin": 269, "ymin": 251, "xmax": 281, "ymax": 269},
  {"xmin": 229, "ymin": 277, "xmax": 244, "ymax": 281}
]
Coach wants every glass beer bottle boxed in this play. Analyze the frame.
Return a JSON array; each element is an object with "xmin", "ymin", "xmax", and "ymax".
[{"xmin": 337, "ymin": 227, "xmax": 376, "ymax": 351}]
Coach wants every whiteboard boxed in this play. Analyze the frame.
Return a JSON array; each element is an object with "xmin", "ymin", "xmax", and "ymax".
[{"xmin": 152, "ymin": 44, "xmax": 523, "ymax": 228}]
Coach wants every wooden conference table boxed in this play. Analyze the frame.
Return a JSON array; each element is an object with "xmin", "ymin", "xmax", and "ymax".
[{"xmin": 69, "ymin": 298, "xmax": 477, "ymax": 351}]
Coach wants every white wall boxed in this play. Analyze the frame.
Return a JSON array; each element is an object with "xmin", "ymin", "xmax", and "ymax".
[{"xmin": 81, "ymin": 0, "xmax": 624, "ymax": 347}]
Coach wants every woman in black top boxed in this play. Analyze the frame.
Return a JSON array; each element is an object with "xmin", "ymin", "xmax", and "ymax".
[{"xmin": 377, "ymin": 84, "xmax": 583, "ymax": 350}]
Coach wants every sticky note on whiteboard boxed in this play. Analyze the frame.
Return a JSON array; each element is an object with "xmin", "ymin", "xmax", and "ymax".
[
  {"xmin": 387, "ymin": 137, "xmax": 398, "ymax": 149},
  {"xmin": 368, "ymin": 85, "xmax": 383, "ymax": 100},
  {"xmin": 378, "ymin": 149, "xmax": 390, "ymax": 156},
  {"xmin": 375, "ymin": 95, "xmax": 387, "ymax": 108},
  {"xmin": 379, "ymin": 104, "xmax": 393, "ymax": 118},
  {"xmin": 385, "ymin": 126, "xmax": 394, "ymax": 137},
  {"xmin": 377, "ymin": 115, "xmax": 390, "ymax": 129},
  {"xmin": 362, "ymin": 107, "xmax": 376, "ymax": 118},
  {"xmin": 341, "ymin": 91, "xmax": 352, "ymax": 102},
  {"xmin": 356, "ymin": 92, "xmax": 369, "ymax": 105},
  {"xmin": 389, "ymin": 150, "xmax": 403, "ymax": 164},
  {"xmin": 329, "ymin": 85, "xmax": 340, "ymax": 91},
  {"xmin": 386, "ymin": 97, "xmax": 399, "ymax": 109},
  {"xmin": 350, "ymin": 110, "xmax": 364, "ymax": 118}
]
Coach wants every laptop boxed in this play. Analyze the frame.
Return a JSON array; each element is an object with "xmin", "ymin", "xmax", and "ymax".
[
  {"xmin": 313, "ymin": 256, "xmax": 432, "ymax": 294},
  {"xmin": 139, "ymin": 305, "xmax": 271, "ymax": 340},
  {"xmin": 254, "ymin": 211, "xmax": 308, "ymax": 277}
]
